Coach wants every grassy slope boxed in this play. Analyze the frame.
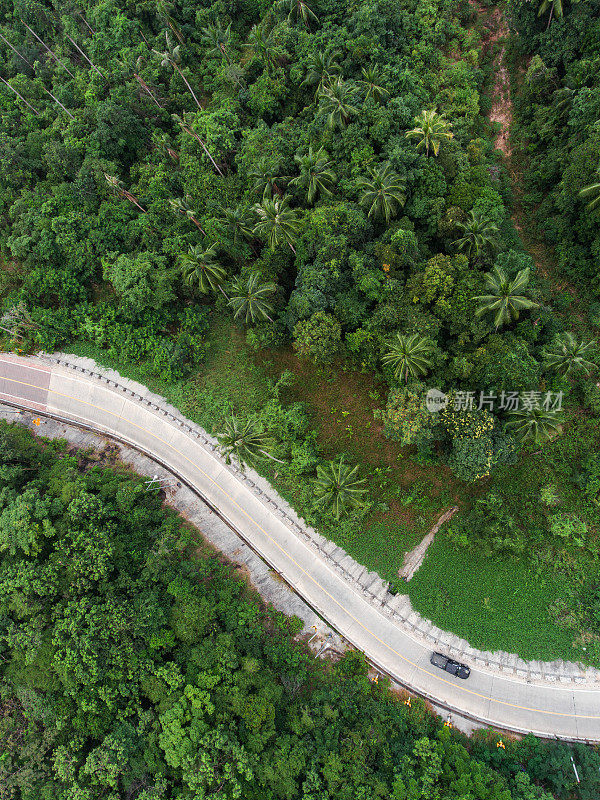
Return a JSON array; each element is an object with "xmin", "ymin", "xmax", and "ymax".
[{"xmin": 263, "ymin": 347, "xmax": 475, "ymax": 579}]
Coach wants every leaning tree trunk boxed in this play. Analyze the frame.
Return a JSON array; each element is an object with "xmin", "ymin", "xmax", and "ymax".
[
  {"xmin": 43, "ymin": 88, "xmax": 75, "ymax": 119},
  {"xmin": 189, "ymin": 216, "xmax": 206, "ymax": 235},
  {"xmin": 64, "ymin": 34, "xmax": 107, "ymax": 80},
  {"xmin": 133, "ymin": 73, "xmax": 163, "ymax": 108},
  {"xmin": 0, "ymin": 77, "xmax": 38, "ymax": 114},
  {"xmin": 122, "ymin": 190, "xmax": 147, "ymax": 214},
  {"xmin": 21, "ymin": 22, "xmax": 75, "ymax": 79},
  {"xmin": 172, "ymin": 62, "xmax": 204, "ymax": 111},
  {"xmin": 77, "ymin": 11, "xmax": 96, "ymax": 36},
  {"xmin": 180, "ymin": 123, "xmax": 224, "ymax": 177},
  {"xmin": 0, "ymin": 32, "xmax": 34, "ymax": 69}
]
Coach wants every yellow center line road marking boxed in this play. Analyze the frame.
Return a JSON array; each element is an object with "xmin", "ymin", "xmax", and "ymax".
[{"xmin": 2, "ymin": 362, "xmax": 599, "ymax": 723}]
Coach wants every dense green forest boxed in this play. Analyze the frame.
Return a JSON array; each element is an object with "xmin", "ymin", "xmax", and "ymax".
[
  {"xmin": 1, "ymin": 0, "xmax": 600, "ymax": 669},
  {"xmin": 510, "ymin": 0, "xmax": 600, "ymax": 296},
  {"xmin": 0, "ymin": 0, "xmax": 534, "ymax": 476},
  {"xmin": 2, "ymin": 421, "xmax": 600, "ymax": 799}
]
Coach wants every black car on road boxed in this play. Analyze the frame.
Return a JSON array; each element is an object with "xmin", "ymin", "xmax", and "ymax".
[{"xmin": 430, "ymin": 651, "xmax": 471, "ymax": 679}]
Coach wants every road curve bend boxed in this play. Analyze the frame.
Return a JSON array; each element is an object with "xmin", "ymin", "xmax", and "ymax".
[{"xmin": 1, "ymin": 353, "xmax": 599, "ymax": 742}]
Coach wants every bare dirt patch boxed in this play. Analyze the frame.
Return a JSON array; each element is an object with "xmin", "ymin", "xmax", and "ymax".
[
  {"xmin": 486, "ymin": 9, "xmax": 512, "ymax": 155},
  {"xmin": 398, "ymin": 506, "xmax": 459, "ymax": 581}
]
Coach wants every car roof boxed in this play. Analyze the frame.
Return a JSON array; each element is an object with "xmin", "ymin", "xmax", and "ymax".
[{"xmin": 430, "ymin": 652, "xmax": 448, "ymax": 665}]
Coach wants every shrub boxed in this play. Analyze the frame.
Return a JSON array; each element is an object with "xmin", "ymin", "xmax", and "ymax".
[
  {"xmin": 293, "ymin": 311, "xmax": 342, "ymax": 363},
  {"xmin": 375, "ymin": 386, "xmax": 435, "ymax": 447}
]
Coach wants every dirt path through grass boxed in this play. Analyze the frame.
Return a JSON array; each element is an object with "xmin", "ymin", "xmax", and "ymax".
[{"xmin": 398, "ymin": 506, "xmax": 459, "ymax": 581}]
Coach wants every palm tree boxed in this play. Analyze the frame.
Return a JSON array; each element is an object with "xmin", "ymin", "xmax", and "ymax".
[
  {"xmin": 180, "ymin": 243, "xmax": 227, "ymax": 296},
  {"xmin": 248, "ymin": 158, "xmax": 287, "ymax": 198},
  {"xmin": 252, "ymin": 196, "xmax": 300, "ymax": 254},
  {"xmin": 290, "ymin": 146, "xmax": 336, "ymax": 204},
  {"xmin": 579, "ymin": 167, "xmax": 600, "ymax": 212},
  {"xmin": 152, "ymin": 30, "xmax": 203, "ymax": 110},
  {"xmin": 277, "ymin": 0, "xmax": 318, "ymax": 26},
  {"xmin": 552, "ymin": 85, "xmax": 575, "ymax": 119},
  {"xmin": 222, "ymin": 62, "xmax": 245, "ymax": 88},
  {"xmin": 104, "ymin": 174, "xmax": 147, "ymax": 213},
  {"xmin": 301, "ymin": 50, "xmax": 342, "ymax": 96},
  {"xmin": 543, "ymin": 332, "xmax": 597, "ymax": 378},
  {"xmin": 538, "ymin": 0, "xmax": 563, "ymax": 27},
  {"xmin": 228, "ymin": 273, "xmax": 276, "ymax": 323},
  {"xmin": 200, "ymin": 21, "xmax": 232, "ymax": 62},
  {"xmin": 382, "ymin": 333, "xmax": 434, "ymax": 383},
  {"xmin": 506, "ymin": 406, "xmax": 562, "ymax": 445},
  {"xmin": 357, "ymin": 65, "xmax": 389, "ymax": 102},
  {"xmin": 217, "ymin": 415, "xmax": 280, "ymax": 468},
  {"xmin": 244, "ymin": 24, "xmax": 278, "ymax": 71},
  {"xmin": 156, "ymin": 1, "xmax": 184, "ymax": 44},
  {"xmin": 312, "ymin": 457, "xmax": 368, "ymax": 520},
  {"xmin": 358, "ymin": 162, "xmax": 406, "ymax": 224},
  {"xmin": 217, "ymin": 206, "xmax": 254, "ymax": 246},
  {"xmin": 168, "ymin": 197, "xmax": 205, "ymax": 234},
  {"xmin": 406, "ymin": 109, "xmax": 453, "ymax": 156},
  {"xmin": 453, "ymin": 210, "xmax": 498, "ymax": 261},
  {"xmin": 318, "ymin": 78, "xmax": 359, "ymax": 129},
  {"xmin": 473, "ymin": 266, "xmax": 539, "ymax": 329}
]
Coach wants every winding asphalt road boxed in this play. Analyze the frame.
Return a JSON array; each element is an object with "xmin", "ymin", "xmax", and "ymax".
[{"xmin": 1, "ymin": 353, "xmax": 599, "ymax": 742}]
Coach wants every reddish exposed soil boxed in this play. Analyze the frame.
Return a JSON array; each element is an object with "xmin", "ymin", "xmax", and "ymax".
[{"xmin": 487, "ymin": 9, "xmax": 513, "ymax": 156}]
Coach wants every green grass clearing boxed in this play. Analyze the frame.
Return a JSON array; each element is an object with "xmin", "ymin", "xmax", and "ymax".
[{"xmin": 408, "ymin": 536, "xmax": 581, "ymax": 663}]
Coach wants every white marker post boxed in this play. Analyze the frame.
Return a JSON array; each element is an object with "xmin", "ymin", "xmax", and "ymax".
[{"xmin": 570, "ymin": 755, "xmax": 580, "ymax": 784}]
